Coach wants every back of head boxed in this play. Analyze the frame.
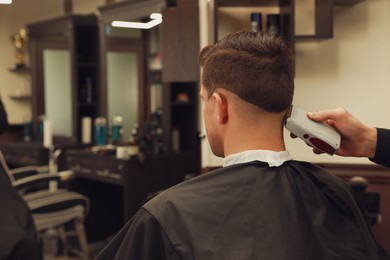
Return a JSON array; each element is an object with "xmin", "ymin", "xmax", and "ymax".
[{"xmin": 199, "ymin": 30, "xmax": 294, "ymax": 113}]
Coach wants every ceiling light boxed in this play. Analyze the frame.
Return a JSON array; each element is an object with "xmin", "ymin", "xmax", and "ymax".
[
  {"xmin": 112, "ymin": 13, "xmax": 162, "ymax": 29},
  {"xmin": 0, "ymin": 0, "xmax": 12, "ymax": 4}
]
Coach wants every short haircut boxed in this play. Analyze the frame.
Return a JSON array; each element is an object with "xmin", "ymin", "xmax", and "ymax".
[{"xmin": 199, "ymin": 30, "xmax": 294, "ymax": 113}]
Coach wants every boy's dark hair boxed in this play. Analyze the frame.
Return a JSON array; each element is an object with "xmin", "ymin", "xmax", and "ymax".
[{"xmin": 199, "ymin": 30, "xmax": 294, "ymax": 112}]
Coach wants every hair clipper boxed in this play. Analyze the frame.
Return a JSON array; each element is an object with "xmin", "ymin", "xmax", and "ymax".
[{"xmin": 285, "ymin": 106, "xmax": 341, "ymax": 155}]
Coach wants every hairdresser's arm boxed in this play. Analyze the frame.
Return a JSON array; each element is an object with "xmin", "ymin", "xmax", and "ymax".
[{"xmin": 307, "ymin": 108, "xmax": 390, "ymax": 167}]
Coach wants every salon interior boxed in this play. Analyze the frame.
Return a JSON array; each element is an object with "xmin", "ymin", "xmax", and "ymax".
[{"xmin": 0, "ymin": 0, "xmax": 389, "ymax": 259}]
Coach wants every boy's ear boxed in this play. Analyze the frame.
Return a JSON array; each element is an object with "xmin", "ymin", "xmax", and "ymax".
[{"xmin": 212, "ymin": 92, "xmax": 228, "ymax": 124}]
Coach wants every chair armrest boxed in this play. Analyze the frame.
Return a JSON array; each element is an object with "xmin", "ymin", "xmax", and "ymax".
[
  {"xmin": 28, "ymin": 191, "xmax": 90, "ymax": 216},
  {"xmin": 13, "ymin": 170, "xmax": 75, "ymax": 191},
  {"xmin": 58, "ymin": 170, "xmax": 75, "ymax": 181},
  {"xmin": 13, "ymin": 173, "xmax": 61, "ymax": 191},
  {"xmin": 10, "ymin": 166, "xmax": 50, "ymax": 180}
]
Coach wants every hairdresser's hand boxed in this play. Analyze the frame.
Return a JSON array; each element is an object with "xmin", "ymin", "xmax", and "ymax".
[{"xmin": 306, "ymin": 107, "xmax": 377, "ymax": 158}]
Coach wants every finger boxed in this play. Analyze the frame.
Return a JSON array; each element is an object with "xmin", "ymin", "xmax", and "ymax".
[
  {"xmin": 325, "ymin": 119, "xmax": 336, "ymax": 128},
  {"xmin": 307, "ymin": 108, "xmax": 345, "ymax": 122}
]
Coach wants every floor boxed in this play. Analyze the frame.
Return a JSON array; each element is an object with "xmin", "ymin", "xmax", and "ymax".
[
  {"xmin": 42, "ymin": 238, "xmax": 107, "ymax": 260},
  {"xmin": 44, "ymin": 256, "xmax": 81, "ymax": 260}
]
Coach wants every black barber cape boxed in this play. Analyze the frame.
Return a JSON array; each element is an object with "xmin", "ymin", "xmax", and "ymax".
[
  {"xmin": 95, "ymin": 161, "xmax": 388, "ymax": 260},
  {"xmin": 0, "ymin": 166, "xmax": 42, "ymax": 260}
]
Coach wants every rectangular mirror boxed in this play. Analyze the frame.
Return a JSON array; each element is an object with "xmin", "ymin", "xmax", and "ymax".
[
  {"xmin": 102, "ymin": 37, "xmax": 145, "ymax": 143},
  {"xmin": 107, "ymin": 51, "xmax": 139, "ymax": 141},
  {"xmin": 43, "ymin": 49, "xmax": 72, "ymax": 138}
]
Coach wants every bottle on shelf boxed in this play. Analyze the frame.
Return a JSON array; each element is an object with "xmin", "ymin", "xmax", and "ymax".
[
  {"xmin": 111, "ymin": 115, "xmax": 123, "ymax": 145},
  {"xmin": 23, "ymin": 114, "xmax": 33, "ymax": 142},
  {"xmin": 85, "ymin": 77, "xmax": 93, "ymax": 103},
  {"xmin": 94, "ymin": 117, "xmax": 107, "ymax": 146},
  {"xmin": 172, "ymin": 126, "xmax": 180, "ymax": 153},
  {"xmin": 266, "ymin": 14, "xmax": 281, "ymax": 36},
  {"xmin": 128, "ymin": 123, "xmax": 140, "ymax": 157},
  {"xmin": 250, "ymin": 13, "xmax": 262, "ymax": 32}
]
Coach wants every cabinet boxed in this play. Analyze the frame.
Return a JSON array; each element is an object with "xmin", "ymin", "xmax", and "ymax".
[
  {"xmin": 162, "ymin": 82, "xmax": 199, "ymax": 153},
  {"xmin": 63, "ymin": 149, "xmax": 198, "ymax": 241},
  {"xmin": 161, "ymin": 0, "xmax": 201, "ymax": 167},
  {"xmin": 161, "ymin": 0, "xmax": 200, "ymax": 82},
  {"xmin": 27, "ymin": 14, "xmax": 100, "ymax": 143},
  {"xmin": 0, "ymin": 141, "xmax": 49, "ymax": 167}
]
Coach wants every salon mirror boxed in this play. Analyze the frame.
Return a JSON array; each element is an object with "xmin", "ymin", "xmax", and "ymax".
[
  {"xmin": 105, "ymin": 37, "xmax": 143, "ymax": 141},
  {"xmin": 30, "ymin": 39, "xmax": 75, "ymax": 143},
  {"xmin": 43, "ymin": 49, "xmax": 72, "ymax": 139},
  {"xmin": 99, "ymin": 0, "xmax": 165, "ymax": 143}
]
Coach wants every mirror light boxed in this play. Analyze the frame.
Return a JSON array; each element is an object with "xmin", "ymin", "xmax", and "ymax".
[
  {"xmin": 112, "ymin": 13, "xmax": 162, "ymax": 29},
  {"xmin": 0, "ymin": 0, "xmax": 12, "ymax": 4}
]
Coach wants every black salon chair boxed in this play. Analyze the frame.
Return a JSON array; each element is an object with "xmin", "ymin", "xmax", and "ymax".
[
  {"xmin": 349, "ymin": 176, "xmax": 381, "ymax": 226},
  {"xmin": 0, "ymin": 158, "xmax": 42, "ymax": 260},
  {"xmin": 0, "ymin": 150, "xmax": 90, "ymax": 259}
]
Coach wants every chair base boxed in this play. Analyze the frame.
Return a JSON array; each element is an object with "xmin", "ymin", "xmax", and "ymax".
[{"xmin": 40, "ymin": 218, "xmax": 89, "ymax": 260}]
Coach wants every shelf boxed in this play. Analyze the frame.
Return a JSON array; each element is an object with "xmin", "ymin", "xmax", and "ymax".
[
  {"xmin": 214, "ymin": 0, "xmax": 295, "ymax": 52},
  {"xmin": 77, "ymin": 62, "xmax": 98, "ymax": 68},
  {"xmin": 8, "ymin": 66, "xmax": 30, "ymax": 73},
  {"xmin": 9, "ymin": 95, "xmax": 32, "ymax": 100},
  {"xmin": 334, "ymin": 0, "xmax": 365, "ymax": 5},
  {"xmin": 295, "ymin": 35, "xmax": 333, "ymax": 42},
  {"xmin": 171, "ymin": 101, "xmax": 194, "ymax": 107},
  {"xmin": 294, "ymin": 0, "xmax": 365, "ymax": 41},
  {"xmin": 216, "ymin": 0, "xmax": 284, "ymax": 7},
  {"xmin": 78, "ymin": 102, "xmax": 99, "ymax": 107},
  {"xmin": 294, "ymin": 0, "xmax": 333, "ymax": 41}
]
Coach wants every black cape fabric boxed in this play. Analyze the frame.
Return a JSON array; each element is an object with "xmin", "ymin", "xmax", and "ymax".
[
  {"xmin": 371, "ymin": 128, "xmax": 390, "ymax": 168},
  {"xmin": 0, "ymin": 97, "xmax": 8, "ymax": 134},
  {"xmin": 0, "ymin": 167, "xmax": 42, "ymax": 260},
  {"xmin": 95, "ymin": 160, "xmax": 388, "ymax": 260}
]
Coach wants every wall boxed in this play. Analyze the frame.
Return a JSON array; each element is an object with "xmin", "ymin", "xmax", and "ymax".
[
  {"xmin": 290, "ymin": 0, "xmax": 390, "ymax": 164},
  {"xmin": 199, "ymin": 0, "xmax": 390, "ymax": 167},
  {"xmin": 0, "ymin": 0, "xmax": 104, "ymax": 125}
]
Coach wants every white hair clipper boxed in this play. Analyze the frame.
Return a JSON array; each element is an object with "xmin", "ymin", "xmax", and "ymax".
[{"xmin": 285, "ymin": 106, "xmax": 341, "ymax": 155}]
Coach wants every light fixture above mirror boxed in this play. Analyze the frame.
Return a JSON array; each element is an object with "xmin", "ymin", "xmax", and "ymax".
[{"xmin": 112, "ymin": 13, "xmax": 162, "ymax": 29}]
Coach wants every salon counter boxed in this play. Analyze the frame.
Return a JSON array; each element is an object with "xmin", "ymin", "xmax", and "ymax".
[
  {"xmin": 0, "ymin": 141, "xmax": 49, "ymax": 166},
  {"xmin": 62, "ymin": 149, "xmax": 200, "ymax": 242},
  {"xmin": 0, "ymin": 141, "xmax": 86, "ymax": 167}
]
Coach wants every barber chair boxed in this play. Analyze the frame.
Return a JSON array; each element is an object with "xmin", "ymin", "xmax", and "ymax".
[
  {"xmin": 349, "ymin": 176, "xmax": 381, "ymax": 226},
  {"xmin": 0, "ymin": 150, "xmax": 90, "ymax": 259}
]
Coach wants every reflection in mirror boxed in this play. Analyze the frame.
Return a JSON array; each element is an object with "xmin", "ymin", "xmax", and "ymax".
[
  {"xmin": 105, "ymin": 24, "xmax": 142, "ymax": 39},
  {"xmin": 43, "ymin": 49, "xmax": 72, "ymax": 138},
  {"xmin": 107, "ymin": 51, "xmax": 139, "ymax": 141}
]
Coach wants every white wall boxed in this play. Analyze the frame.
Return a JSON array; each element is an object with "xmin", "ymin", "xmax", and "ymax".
[
  {"xmin": 199, "ymin": 0, "xmax": 390, "ymax": 167},
  {"xmin": 289, "ymin": 0, "xmax": 390, "ymax": 164}
]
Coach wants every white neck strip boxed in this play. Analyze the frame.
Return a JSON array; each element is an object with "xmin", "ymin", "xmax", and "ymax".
[{"xmin": 222, "ymin": 150, "xmax": 293, "ymax": 168}]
